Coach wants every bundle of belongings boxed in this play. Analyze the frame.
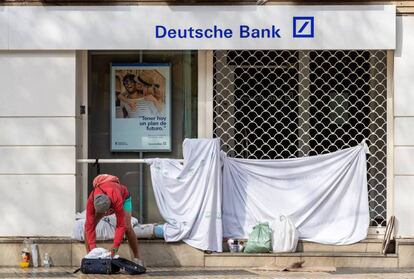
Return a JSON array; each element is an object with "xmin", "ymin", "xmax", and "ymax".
[
  {"xmin": 146, "ymin": 138, "xmax": 370, "ymax": 252},
  {"xmin": 74, "ymin": 248, "xmax": 146, "ymax": 275},
  {"xmin": 72, "ymin": 211, "xmax": 165, "ymax": 241},
  {"xmin": 242, "ymin": 216, "xmax": 299, "ymax": 253}
]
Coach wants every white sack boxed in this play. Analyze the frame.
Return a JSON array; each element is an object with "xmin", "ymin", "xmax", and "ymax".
[
  {"xmin": 147, "ymin": 138, "xmax": 222, "ymax": 252},
  {"xmin": 72, "ymin": 211, "xmax": 139, "ymax": 241},
  {"xmin": 222, "ymin": 143, "xmax": 369, "ymax": 245},
  {"xmin": 133, "ymin": 224, "xmax": 155, "ymax": 239},
  {"xmin": 72, "ymin": 218, "xmax": 115, "ymax": 241},
  {"xmin": 271, "ymin": 215, "xmax": 299, "ymax": 253}
]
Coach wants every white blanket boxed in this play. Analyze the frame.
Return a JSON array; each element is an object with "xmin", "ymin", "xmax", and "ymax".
[
  {"xmin": 72, "ymin": 211, "xmax": 139, "ymax": 241},
  {"xmin": 147, "ymin": 138, "xmax": 223, "ymax": 252},
  {"xmin": 222, "ymin": 143, "xmax": 369, "ymax": 245}
]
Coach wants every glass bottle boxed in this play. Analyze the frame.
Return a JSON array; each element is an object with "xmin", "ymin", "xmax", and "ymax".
[{"xmin": 43, "ymin": 253, "xmax": 51, "ymax": 268}]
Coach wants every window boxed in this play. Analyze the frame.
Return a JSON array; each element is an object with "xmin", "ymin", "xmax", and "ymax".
[
  {"xmin": 213, "ymin": 50, "xmax": 387, "ymax": 226},
  {"xmin": 88, "ymin": 50, "xmax": 198, "ymax": 223}
]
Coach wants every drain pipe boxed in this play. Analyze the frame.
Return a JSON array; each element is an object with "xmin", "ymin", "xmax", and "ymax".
[{"xmin": 139, "ymin": 152, "xmax": 144, "ymax": 223}]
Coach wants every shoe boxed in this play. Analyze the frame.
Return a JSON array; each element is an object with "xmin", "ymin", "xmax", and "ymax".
[{"xmin": 133, "ymin": 258, "xmax": 146, "ymax": 267}]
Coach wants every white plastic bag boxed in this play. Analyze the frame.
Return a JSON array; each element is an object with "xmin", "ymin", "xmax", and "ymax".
[
  {"xmin": 133, "ymin": 224, "xmax": 155, "ymax": 239},
  {"xmin": 84, "ymin": 248, "xmax": 111, "ymax": 259},
  {"xmin": 271, "ymin": 215, "xmax": 299, "ymax": 253}
]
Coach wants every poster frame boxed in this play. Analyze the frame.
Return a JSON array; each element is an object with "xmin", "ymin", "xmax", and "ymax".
[{"xmin": 110, "ymin": 62, "xmax": 172, "ymax": 152}]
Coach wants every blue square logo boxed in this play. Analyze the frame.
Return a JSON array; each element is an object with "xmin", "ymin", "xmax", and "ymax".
[{"xmin": 293, "ymin": 16, "xmax": 314, "ymax": 38}]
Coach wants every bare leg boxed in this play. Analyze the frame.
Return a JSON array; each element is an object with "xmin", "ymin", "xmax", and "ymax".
[
  {"xmin": 124, "ymin": 211, "xmax": 140, "ymax": 258},
  {"xmin": 84, "ymin": 212, "xmax": 105, "ymax": 253},
  {"xmin": 84, "ymin": 232, "xmax": 90, "ymax": 253}
]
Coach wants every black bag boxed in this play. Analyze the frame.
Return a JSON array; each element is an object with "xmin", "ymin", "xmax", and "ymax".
[
  {"xmin": 78, "ymin": 258, "xmax": 120, "ymax": 274},
  {"xmin": 74, "ymin": 257, "xmax": 146, "ymax": 275},
  {"xmin": 112, "ymin": 258, "xmax": 147, "ymax": 275}
]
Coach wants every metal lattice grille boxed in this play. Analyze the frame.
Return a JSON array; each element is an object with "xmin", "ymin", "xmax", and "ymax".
[{"xmin": 213, "ymin": 50, "xmax": 387, "ymax": 227}]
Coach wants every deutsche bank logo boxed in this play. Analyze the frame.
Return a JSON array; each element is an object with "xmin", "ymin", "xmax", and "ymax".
[{"xmin": 293, "ymin": 16, "xmax": 314, "ymax": 38}]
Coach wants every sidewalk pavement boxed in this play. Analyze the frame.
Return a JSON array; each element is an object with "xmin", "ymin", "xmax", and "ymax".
[{"xmin": 2, "ymin": 267, "xmax": 414, "ymax": 279}]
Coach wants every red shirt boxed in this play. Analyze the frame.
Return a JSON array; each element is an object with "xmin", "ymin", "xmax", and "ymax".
[{"xmin": 85, "ymin": 174, "xmax": 130, "ymax": 250}]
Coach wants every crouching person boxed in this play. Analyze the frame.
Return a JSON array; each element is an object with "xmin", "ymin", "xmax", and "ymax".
[{"xmin": 84, "ymin": 174, "xmax": 143, "ymax": 266}]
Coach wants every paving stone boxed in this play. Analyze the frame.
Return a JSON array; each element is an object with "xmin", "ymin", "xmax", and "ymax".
[{"xmin": 2, "ymin": 267, "xmax": 414, "ymax": 279}]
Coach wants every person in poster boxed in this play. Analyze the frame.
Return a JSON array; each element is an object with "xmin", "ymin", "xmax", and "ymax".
[{"xmin": 116, "ymin": 72, "xmax": 165, "ymax": 118}]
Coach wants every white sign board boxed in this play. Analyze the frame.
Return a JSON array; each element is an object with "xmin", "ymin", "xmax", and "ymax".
[{"xmin": 0, "ymin": 5, "xmax": 395, "ymax": 50}]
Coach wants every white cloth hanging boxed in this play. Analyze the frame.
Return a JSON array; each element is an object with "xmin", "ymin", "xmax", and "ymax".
[
  {"xmin": 222, "ymin": 143, "xmax": 369, "ymax": 245},
  {"xmin": 146, "ymin": 138, "xmax": 223, "ymax": 252}
]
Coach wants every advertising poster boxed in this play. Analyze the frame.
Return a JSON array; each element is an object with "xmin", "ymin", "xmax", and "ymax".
[{"xmin": 111, "ymin": 63, "xmax": 171, "ymax": 151}]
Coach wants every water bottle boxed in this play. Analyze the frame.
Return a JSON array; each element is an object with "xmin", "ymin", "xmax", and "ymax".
[
  {"xmin": 31, "ymin": 244, "xmax": 39, "ymax": 268},
  {"xmin": 43, "ymin": 253, "xmax": 51, "ymax": 268}
]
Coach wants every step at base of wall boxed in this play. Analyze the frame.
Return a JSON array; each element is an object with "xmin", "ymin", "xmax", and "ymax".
[
  {"xmin": 222, "ymin": 239, "xmax": 391, "ymax": 254},
  {"xmin": 0, "ymin": 238, "xmax": 412, "ymax": 268},
  {"xmin": 205, "ymin": 252, "xmax": 398, "ymax": 268}
]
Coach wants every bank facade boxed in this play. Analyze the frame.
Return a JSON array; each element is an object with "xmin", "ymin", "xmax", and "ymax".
[{"xmin": 0, "ymin": 0, "xmax": 414, "ymax": 268}]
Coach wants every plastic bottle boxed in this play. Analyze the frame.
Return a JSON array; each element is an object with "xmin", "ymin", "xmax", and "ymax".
[
  {"xmin": 19, "ymin": 238, "xmax": 31, "ymax": 268},
  {"xmin": 43, "ymin": 253, "xmax": 51, "ymax": 268},
  {"xmin": 31, "ymin": 244, "xmax": 39, "ymax": 268}
]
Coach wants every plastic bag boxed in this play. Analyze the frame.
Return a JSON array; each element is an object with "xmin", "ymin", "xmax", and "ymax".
[
  {"xmin": 244, "ymin": 223, "xmax": 272, "ymax": 253},
  {"xmin": 271, "ymin": 215, "xmax": 299, "ymax": 253}
]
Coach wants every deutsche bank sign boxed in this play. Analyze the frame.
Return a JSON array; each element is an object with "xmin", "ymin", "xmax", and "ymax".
[
  {"xmin": 293, "ymin": 17, "xmax": 314, "ymax": 38},
  {"xmin": 2, "ymin": 5, "xmax": 396, "ymax": 50},
  {"xmin": 155, "ymin": 25, "xmax": 282, "ymax": 39},
  {"xmin": 154, "ymin": 18, "xmax": 317, "ymax": 40},
  {"xmin": 150, "ymin": 5, "xmax": 394, "ymax": 49}
]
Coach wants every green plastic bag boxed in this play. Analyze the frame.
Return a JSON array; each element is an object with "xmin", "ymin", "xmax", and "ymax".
[{"xmin": 244, "ymin": 222, "xmax": 272, "ymax": 253}]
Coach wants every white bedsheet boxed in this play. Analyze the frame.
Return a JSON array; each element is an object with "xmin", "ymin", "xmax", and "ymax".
[
  {"xmin": 222, "ymin": 143, "xmax": 370, "ymax": 245},
  {"xmin": 147, "ymin": 138, "xmax": 223, "ymax": 252}
]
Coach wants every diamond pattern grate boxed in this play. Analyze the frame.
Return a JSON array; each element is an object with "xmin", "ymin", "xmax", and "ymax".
[{"xmin": 213, "ymin": 50, "xmax": 387, "ymax": 227}]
